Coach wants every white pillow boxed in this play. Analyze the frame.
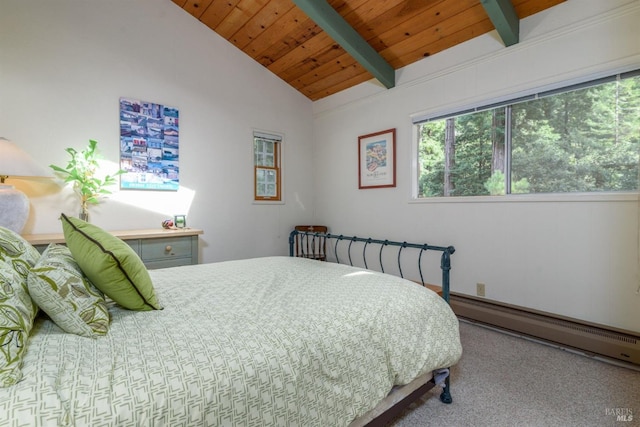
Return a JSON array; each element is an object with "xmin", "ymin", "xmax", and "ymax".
[{"xmin": 28, "ymin": 244, "xmax": 110, "ymax": 338}]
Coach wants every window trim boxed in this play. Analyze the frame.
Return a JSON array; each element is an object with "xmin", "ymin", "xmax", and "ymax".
[
  {"xmin": 408, "ymin": 190, "xmax": 639, "ymax": 204},
  {"xmin": 410, "ymin": 68, "xmax": 640, "ymax": 201},
  {"xmin": 253, "ymin": 130, "xmax": 283, "ymax": 203}
]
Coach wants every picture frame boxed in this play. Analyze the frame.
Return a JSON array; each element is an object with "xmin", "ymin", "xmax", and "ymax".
[
  {"xmin": 358, "ymin": 128, "xmax": 396, "ymax": 189},
  {"xmin": 119, "ymin": 97, "xmax": 180, "ymax": 191}
]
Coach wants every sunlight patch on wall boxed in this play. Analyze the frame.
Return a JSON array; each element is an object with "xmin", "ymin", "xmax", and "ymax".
[
  {"xmin": 111, "ymin": 184, "xmax": 195, "ymax": 217},
  {"xmin": 84, "ymin": 157, "xmax": 196, "ymax": 217}
]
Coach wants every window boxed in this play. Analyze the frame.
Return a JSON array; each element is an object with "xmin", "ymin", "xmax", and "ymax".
[
  {"xmin": 415, "ymin": 70, "xmax": 640, "ymax": 198},
  {"xmin": 253, "ymin": 131, "xmax": 282, "ymax": 201}
]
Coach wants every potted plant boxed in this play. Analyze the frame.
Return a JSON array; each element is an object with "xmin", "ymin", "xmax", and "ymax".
[{"xmin": 50, "ymin": 139, "xmax": 124, "ymax": 221}]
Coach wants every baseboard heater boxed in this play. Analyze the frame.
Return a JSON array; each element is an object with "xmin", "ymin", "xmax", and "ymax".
[{"xmin": 450, "ymin": 293, "xmax": 640, "ymax": 366}]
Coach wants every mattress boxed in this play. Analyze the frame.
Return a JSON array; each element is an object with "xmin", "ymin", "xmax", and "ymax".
[{"xmin": 1, "ymin": 256, "xmax": 462, "ymax": 426}]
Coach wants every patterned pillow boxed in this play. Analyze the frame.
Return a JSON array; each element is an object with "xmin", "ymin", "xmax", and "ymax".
[
  {"xmin": 0, "ymin": 226, "xmax": 40, "ymax": 277},
  {"xmin": 60, "ymin": 213, "xmax": 162, "ymax": 311},
  {"xmin": 27, "ymin": 244, "xmax": 110, "ymax": 338},
  {"xmin": 0, "ymin": 260, "xmax": 38, "ymax": 387}
]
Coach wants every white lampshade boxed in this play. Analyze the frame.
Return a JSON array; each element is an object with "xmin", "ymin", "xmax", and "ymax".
[
  {"xmin": 0, "ymin": 137, "xmax": 48, "ymax": 233},
  {"xmin": 0, "ymin": 137, "xmax": 48, "ymax": 180}
]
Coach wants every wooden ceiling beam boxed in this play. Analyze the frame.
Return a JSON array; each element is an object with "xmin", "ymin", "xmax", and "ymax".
[
  {"xmin": 480, "ymin": 0, "xmax": 519, "ymax": 46},
  {"xmin": 292, "ymin": 0, "xmax": 395, "ymax": 89}
]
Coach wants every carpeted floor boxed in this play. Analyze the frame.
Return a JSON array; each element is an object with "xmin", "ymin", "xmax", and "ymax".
[{"xmin": 390, "ymin": 320, "xmax": 640, "ymax": 427}]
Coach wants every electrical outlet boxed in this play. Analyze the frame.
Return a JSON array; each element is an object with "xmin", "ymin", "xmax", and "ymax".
[{"xmin": 476, "ymin": 283, "xmax": 486, "ymax": 297}]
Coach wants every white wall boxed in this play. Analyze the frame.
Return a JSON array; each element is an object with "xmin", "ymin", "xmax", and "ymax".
[
  {"xmin": 2, "ymin": 0, "xmax": 638, "ymax": 331},
  {"xmin": 311, "ymin": 0, "xmax": 640, "ymax": 332},
  {"xmin": 0, "ymin": 0, "xmax": 316, "ymax": 262}
]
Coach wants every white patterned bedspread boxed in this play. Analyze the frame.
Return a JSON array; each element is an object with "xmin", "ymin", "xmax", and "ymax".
[{"xmin": 1, "ymin": 256, "xmax": 462, "ymax": 426}]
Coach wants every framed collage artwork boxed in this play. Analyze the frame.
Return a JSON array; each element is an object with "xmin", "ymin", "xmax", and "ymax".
[{"xmin": 119, "ymin": 97, "xmax": 180, "ymax": 191}]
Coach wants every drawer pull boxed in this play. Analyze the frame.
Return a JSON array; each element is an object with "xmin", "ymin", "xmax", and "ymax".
[{"xmin": 165, "ymin": 245, "xmax": 172, "ymax": 253}]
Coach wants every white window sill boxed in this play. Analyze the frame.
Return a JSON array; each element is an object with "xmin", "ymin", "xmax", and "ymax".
[
  {"xmin": 408, "ymin": 191, "xmax": 639, "ymax": 204},
  {"xmin": 252, "ymin": 200, "xmax": 285, "ymax": 205}
]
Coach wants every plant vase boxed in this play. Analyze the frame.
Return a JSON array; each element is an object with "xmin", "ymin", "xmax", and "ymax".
[{"xmin": 79, "ymin": 201, "xmax": 89, "ymax": 222}]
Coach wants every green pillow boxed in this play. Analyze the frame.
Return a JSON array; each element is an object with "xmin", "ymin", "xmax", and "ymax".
[
  {"xmin": 60, "ymin": 213, "xmax": 162, "ymax": 311},
  {"xmin": 27, "ymin": 244, "xmax": 110, "ymax": 337},
  {"xmin": 0, "ymin": 261, "xmax": 38, "ymax": 387},
  {"xmin": 0, "ymin": 226, "xmax": 41, "ymax": 277}
]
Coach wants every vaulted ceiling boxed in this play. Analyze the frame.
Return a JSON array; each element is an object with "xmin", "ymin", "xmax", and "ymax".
[{"xmin": 171, "ymin": 0, "xmax": 565, "ymax": 101}]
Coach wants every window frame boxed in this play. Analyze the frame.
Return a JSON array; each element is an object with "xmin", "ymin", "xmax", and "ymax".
[
  {"xmin": 253, "ymin": 130, "xmax": 283, "ymax": 202},
  {"xmin": 410, "ymin": 68, "xmax": 640, "ymax": 202}
]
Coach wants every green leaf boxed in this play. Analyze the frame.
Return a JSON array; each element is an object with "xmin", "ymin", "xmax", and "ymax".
[{"xmin": 48, "ymin": 139, "xmax": 122, "ymax": 213}]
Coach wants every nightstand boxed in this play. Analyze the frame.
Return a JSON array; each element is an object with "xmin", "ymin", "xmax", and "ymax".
[{"xmin": 23, "ymin": 228, "xmax": 203, "ymax": 269}]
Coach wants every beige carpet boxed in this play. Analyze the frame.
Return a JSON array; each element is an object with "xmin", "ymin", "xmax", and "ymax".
[{"xmin": 391, "ymin": 320, "xmax": 640, "ymax": 427}]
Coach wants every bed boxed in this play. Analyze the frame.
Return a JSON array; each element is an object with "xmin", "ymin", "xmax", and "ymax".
[{"xmin": 0, "ymin": 219, "xmax": 462, "ymax": 426}]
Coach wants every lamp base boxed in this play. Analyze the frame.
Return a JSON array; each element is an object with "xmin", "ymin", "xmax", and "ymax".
[{"xmin": 0, "ymin": 184, "xmax": 29, "ymax": 233}]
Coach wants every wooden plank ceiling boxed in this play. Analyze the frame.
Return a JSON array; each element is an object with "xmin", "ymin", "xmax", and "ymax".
[{"xmin": 171, "ymin": 0, "xmax": 565, "ymax": 101}]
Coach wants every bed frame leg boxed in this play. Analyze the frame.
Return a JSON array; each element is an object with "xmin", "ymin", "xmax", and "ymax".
[{"xmin": 439, "ymin": 376, "xmax": 452, "ymax": 404}]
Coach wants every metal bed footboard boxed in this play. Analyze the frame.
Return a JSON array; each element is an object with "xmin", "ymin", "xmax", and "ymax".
[
  {"xmin": 288, "ymin": 230, "xmax": 456, "ymax": 409},
  {"xmin": 288, "ymin": 230, "xmax": 456, "ymax": 303}
]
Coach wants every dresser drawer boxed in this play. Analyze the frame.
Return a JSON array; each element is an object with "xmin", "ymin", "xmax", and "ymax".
[
  {"xmin": 25, "ymin": 228, "xmax": 202, "ymax": 270},
  {"xmin": 143, "ymin": 257, "xmax": 194, "ymax": 270},
  {"xmin": 139, "ymin": 237, "xmax": 193, "ymax": 261}
]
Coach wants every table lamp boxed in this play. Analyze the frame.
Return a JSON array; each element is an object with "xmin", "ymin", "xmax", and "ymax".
[{"xmin": 0, "ymin": 137, "xmax": 48, "ymax": 233}]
